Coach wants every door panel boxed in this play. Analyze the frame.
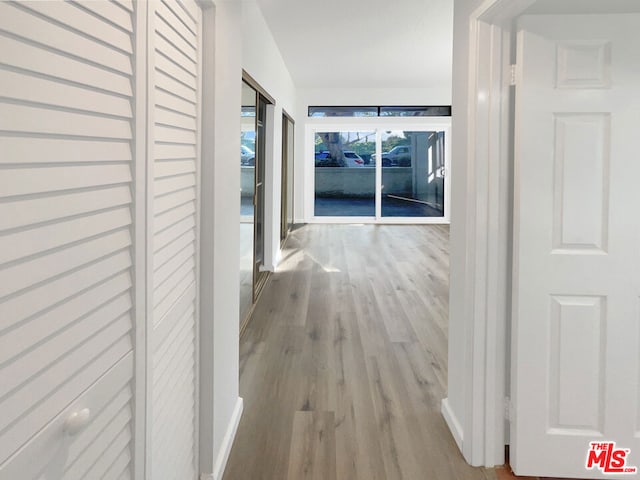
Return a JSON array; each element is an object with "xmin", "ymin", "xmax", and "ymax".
[
  {"xmin": 380, "ymin": 130, "xmax": 446, "ymax": 218},
  {"xmin": 313, "ymin": 131, "xmax": 376, "ymax": 217},
  {"xmin": 0, "ymin": 1, "xmax": 137, "ymax": 477},
  {"xmin": 280, "ymin": 114, "xmax": 294, "ymax": 242},
  {"xmin": 150, "ymin": 1, "xmax": 201, "ymax": 479},
  {"xmin": 240, "ymin": 82, "xmax": 257, "ymax": 323},
  {"xmin": 512, "ymin": 14, "xmax": 640, "ymax": 477},
  {"xmin": 254, "ymin": 95, "xmax": 268, "ymax": 296}
]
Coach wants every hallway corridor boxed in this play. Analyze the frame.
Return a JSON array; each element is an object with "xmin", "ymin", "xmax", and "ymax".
[{"xmin": 223, "ymin": 224, "xmax": 496, "ymax": 480}]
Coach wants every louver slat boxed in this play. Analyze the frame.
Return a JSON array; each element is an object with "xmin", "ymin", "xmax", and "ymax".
[
  {"xmin": 0, "ymin": 2, "xmax": 136, "ymax": 478},
  {"xmin": 150, "ymin": 1, "xmax": 201, "ymax": 479}
]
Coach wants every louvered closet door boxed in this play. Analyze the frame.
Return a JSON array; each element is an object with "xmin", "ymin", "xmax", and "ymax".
[
  {"xmin": 149, "ymin": 1, "xmax": 202, "ymax": 479},
  {"xmin": 0, "ymin": 1, "xmax": 138, "ymax": 479}
]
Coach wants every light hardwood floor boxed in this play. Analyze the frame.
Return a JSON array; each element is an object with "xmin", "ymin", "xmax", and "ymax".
[{"xmin": 223, "ymin": 224, "xmax": 497, "ymax": 480}]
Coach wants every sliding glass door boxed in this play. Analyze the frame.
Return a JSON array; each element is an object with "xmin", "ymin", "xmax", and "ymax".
[
  {"xmin": 240, "ymin": 82, "xmax": 256, "ymax": 323},
  {"xmin": 281, "ymin": 113, "xmax": 294, "ymax": 242},
  {"xmin": 253, "ymin": 94, "xmax": 269, "ymax": 294},
  {"xmin": 240, "ymin": 80, "xmax": 270, "ymax": 324},
  {"xmin": 381, "ymin": 130, "xmax": 445, "ymax": 218},
  {"xmin": 314, "ymin": 131, "xmax": 376, "ymax": 217},
  {"xmin": 312, "ymin": 125, "xmax": 449, "ymax": 222}
]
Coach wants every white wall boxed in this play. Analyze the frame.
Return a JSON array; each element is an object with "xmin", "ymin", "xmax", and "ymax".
[
  {"xmin": 198, "ymin": 2, "xmax": 299, "ymax": 475},
  {"xmin": 242, "ymin": 0, "xmax": 297, "ymax": 269},
  {"xmin": 199, "ymin": 1, "xmax": 244, "ymax": 478}
]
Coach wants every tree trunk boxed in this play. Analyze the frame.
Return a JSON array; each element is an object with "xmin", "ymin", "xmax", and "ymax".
[{"xmin": 320, "ymin": 132, "xmax": 345, "ymax": 166}]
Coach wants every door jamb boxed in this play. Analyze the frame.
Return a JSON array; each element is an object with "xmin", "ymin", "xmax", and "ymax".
[{"xmin": 455, "ymin": 0, "xmax": 537, "ymax": 467}]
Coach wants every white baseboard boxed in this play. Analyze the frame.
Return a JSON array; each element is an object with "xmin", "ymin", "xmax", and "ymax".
[
  {"xmin": 212, "ymin": 397, "xmax": 244, "ymax": 480},
  {"xmin": 441, "ymin": 397, "xmax": 464, "ymax": 452}
]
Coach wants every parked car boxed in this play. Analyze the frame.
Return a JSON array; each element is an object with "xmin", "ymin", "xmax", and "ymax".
[
  {"xmin": 315, "ymin": 150, "xmax": 364, "ymax": 167},
  {"xmin": 383, "ymin": 145, "xmax": 412, "ymax": 166},
  {"xmin": 343, "ymin": 151, "xmax": 365, "ymax": 167},
  {"xmin": 241, "ymin": 145, "xmax": 255, "ymax": 166},
  {"xmin": 371, "ymin": 145, "xmax": 413, "ymax": 166},
  {"xmin": 369, "ymin": 152, "xmax": 391, "ymax": 167}
]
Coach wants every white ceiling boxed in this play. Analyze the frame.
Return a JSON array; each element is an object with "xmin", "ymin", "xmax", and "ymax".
[
  {"xmin": 524, "ymin": 0, "xmax": 640, "ymax": 14},
  {"xmin": 254, "ymin": 0, "xmax": 453, "ymax": 89}
]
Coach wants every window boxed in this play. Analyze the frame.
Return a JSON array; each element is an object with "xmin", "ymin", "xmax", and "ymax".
[
  {"xmin": 379, "ymin": 106, "xmax": 451, "ymax": 117},
  {"xmin": 308, "ymin": 105, "xmax": 451, "ymax": 117},
  {"xmin": 308, "ymin": 106, "xmax": 378, "ymax": 117},
  {"xmin": 313, "ymin": 128, "xmax": 448, "ymax": 220}
]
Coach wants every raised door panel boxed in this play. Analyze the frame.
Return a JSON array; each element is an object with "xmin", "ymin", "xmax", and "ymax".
[{"xmin": 512, "ymin": 14, "xmax": 640, "ymax": 478}]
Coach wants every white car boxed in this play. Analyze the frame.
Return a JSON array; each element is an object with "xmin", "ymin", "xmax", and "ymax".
[
  {"xmin": 315, "ymin": 150, "xmax": 365, "ymax": 167},
  {"xmin": 342, "ymin": 151, "xmax": 365, "ymax": 167}
]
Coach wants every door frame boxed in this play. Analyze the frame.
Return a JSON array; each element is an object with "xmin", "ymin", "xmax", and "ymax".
[
  {"xmin": 280, "ymin": 111, "xmax": 295, "ymax": 245},
  {"xmin": 253, "ymin": 92, "xmax": 270, "ymax": 299},
  {"xmin": 450, "ymin": 0, "xmax": 538, "ymax": 467},
  {"xmin": 450, "ymin": 0, "xmax": 636, "ymax": 468}
]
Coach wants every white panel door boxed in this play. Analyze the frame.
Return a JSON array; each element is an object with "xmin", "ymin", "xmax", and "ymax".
[
  {"xmin": 0, "ymin": 1, "xmax": 138, "ymax": 478},
  {"xmin": 149, "ymin": 1, "xmax": 201, "ymax": 479},
  {"xmin": 512, "ymin": 14, "xmax": 640, "ymax": 478}
]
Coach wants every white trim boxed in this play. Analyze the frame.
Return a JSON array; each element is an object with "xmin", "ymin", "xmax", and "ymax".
[
  {"xmin": 143, "ymin": 2, "xmax": 156, "ymax": 477},
  {"xmin": 197, "ymin": 0, "xmax": 218, "ymax": 475},
  {"xmin": 307, "ymin": 217, "xmax": 451, "ymax": 225},
  {"xmin": 442, "ymin": 398, "xmax": 464, "ymax": 452},
  {"xmin": 194, "ymin": 3, "xmax": 205, "ymax": 473},
  {"xmin": 472, "ymin": 0, "xmax": 537, "ymax": 25},
  {"xmin": 212, "ymin": 397, "xmax": 244, "ymax": 480},
  {"xmin": 264, "ymin": 103, "xmax": 277, "ymax": 272},
  {"xmin": 375, "ymin": 129, "xmax": 382, "ymax": 219},
  {"xmin": 448, "ymin": 0, "xmax": 537, "ymax": 468},
  {"xmin": 133, "ymin": 2, "xmax": 149, "ymax": 478}
]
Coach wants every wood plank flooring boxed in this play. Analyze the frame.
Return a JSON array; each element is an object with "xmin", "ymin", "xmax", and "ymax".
[{"xmin": 223, "ymin": 224, "xmax": 496, "ymax": 480}]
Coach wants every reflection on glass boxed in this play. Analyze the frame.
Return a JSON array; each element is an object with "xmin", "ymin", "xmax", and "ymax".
[
  {"xmin": 314, "ymin": 131, "xmax": 376, "ymax": 217},
  {"xmin": 254, "ymin": 97, "xmax": 266, "ymax": 273},
  {"xmin": 240, "ymin": 82, "xmax": 256, "ymax": 322},
  {"xmin": 286, "ymin": 119, "xmax": 294, "ymax": 230},
  {"xmin": 381, "ymin": 130, "xmax": 445, "ymax": 217},
  {"xmin": 281, "ymin": 115, "xmax": 295, "ymax": 241},
  {"xmin": 307, "ymin": 106, "xmax": 452, "ymax": 117},
  {"xmin": 379, "ymin": 106, "xmax": 452, "ymax": 117},
  {"xmin": 308, "ymin": 106, "xmax": 378, "ymax": 117}
]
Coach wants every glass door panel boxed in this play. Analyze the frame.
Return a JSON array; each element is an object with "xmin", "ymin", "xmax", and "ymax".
[
  {"xmin": 381, "ymin": 130, "xmax": 445, "ymax": 218},
  {"xmin": 281, "ymin": 114, "xmax": 294, "ymax": 242},
  {"xmin": 286, "ymin": 119, "xmax": 295, "ymax": 230},
  {"xmin": 240, "ymin": 82, "xmax": 256, "ymax": 322},
  {"xmin": 253, "ymin": 95, "xmax": 268, "ymax": 296},
  {"xmin": 314, "ymin": 131, "xmax": 376, "ymax": 217}
]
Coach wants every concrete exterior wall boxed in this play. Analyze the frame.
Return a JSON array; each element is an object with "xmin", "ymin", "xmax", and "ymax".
[
  {"xmin": 314, "ymin": 168, "xmax": 414, "ymax": 197},
  {"xmin": 241, "ymin": 166, "xmax": 255, "ymax": 197}
]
